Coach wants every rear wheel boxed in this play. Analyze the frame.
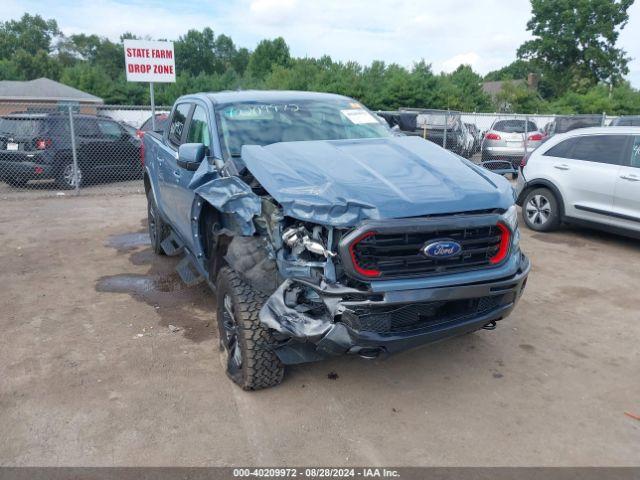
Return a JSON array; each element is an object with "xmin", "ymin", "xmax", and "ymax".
[
  {"xmin": 147, "ymin": 189, "xmax": 169, "ymax": 255},
  {"xmin": 522, "ymin": 187, "xmax": 561, "ymax": 232},
  {"xmin": 216, "ymin": 267, "xmax": 284, "ymax": 390},
  {"xmin": 56, "ymin": 163, "xmax": 83, "ymax": 189}
]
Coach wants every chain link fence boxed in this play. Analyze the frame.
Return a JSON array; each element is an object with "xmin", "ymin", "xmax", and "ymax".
[
  {"xmin": 378, "ymin": 109, "xmax": 615, "ymax": 178},
  {"xmin": 0, "ymin": 103, "xmax": 170, "ymax": 199},
  {"xmin": 0, "ymin": 101, "xmax": 623, "ymax": 200}
]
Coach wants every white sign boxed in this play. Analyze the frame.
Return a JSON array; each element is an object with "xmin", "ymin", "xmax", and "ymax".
[{"xmin": 124, "ymin": 40, "xmax": 176, "ymax": 83}]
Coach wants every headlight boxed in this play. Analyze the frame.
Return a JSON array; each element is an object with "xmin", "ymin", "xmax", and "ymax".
[{"xmin": 501, "ymin": 205, "xmax": 519, "ymax": 248}]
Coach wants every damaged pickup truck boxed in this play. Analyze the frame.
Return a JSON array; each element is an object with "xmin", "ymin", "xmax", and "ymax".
[{"xmin": 143, "ymin": 91, "xmax": 530, "ymax": 390}]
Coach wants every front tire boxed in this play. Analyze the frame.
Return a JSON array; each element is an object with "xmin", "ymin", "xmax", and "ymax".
[
  {"xmin": 522, "ymin": 187, "xmax": 561, "ymax": 232},
  {"xmin": 216, "ymin": 267, "xmax": 284, "ymax": 390},
  {"xmin": 147, "ymin": 190, "xmax": 169, "ymax": 255}
]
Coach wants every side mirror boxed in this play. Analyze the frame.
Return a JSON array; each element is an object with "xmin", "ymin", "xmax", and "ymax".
[{"xmin": 177, "ymin": 143, "xmax": 206, "ymax": 171}]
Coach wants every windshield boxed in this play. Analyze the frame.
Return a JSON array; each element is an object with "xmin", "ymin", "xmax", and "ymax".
[
  {"xmin": 493, "ymin": 120, "xmax": 538, "ymax": 133},
  {"xmin": 0, "ymin": 118, "xmax": 45, "ymax": 138},
  {"xmin": 215, "ymin": 99, "xmax": 391, "ymax": 157}
]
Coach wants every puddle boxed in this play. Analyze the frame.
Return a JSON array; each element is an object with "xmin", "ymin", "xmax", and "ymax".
[
  {"xmin": 531, "ymin": 233, "xmax": 585, "ymax": 248},
  {"xmin": 96, "ymin": 273, "xmax": 184, "ymax": 295},
  {"xmin": 106, "ymin": 232, "xmax": 150, "ymax": 252},
  {"xmin": 97, "ymin": 226, "xmax": 216, "ymax": 343}
]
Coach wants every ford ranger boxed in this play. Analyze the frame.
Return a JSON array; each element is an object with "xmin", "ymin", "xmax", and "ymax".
[{"xmin": 143, "ymin": 91, "xmax": 530, "ymax": 390}]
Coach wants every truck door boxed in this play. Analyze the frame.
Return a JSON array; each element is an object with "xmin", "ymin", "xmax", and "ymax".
[
  {"xmin": 171, "ymin": 104, "xmax": 213, "ymax": 250},
  {"xmin": 156, "ymin": 102, "xmax": 192, "ymax": 229}
]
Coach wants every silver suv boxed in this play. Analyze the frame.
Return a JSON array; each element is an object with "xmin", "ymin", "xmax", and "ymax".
[
  {"xmin": 481, "ymin": 119, "xmax": 543, "ymax": 175},
  {"xmin": 516, "ymin": 127, "xmax": 640, "ymax": 237}
]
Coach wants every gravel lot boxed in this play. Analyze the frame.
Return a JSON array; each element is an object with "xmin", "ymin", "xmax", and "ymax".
[{"xmin": 1, "ymin": 194, "xmax": 638, "ymax": 466}]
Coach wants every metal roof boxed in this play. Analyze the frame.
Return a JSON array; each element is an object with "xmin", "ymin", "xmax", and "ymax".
[{"xmin": 0, "ymin": 78, "xmax": 103, "ymax": 103}]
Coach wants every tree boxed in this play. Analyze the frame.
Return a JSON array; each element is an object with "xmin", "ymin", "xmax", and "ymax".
[
  {"xmin": 484, "ymin": 60, "xmax": 535, "ymax": 82},
  {"xmin": 174, "ymin": 28, "xmax": 218, "ymax": 76},
  {"xmin": 0, "ymin": 13, "xmax": 60, "ymax": 57},
  {"xmin": 517, "ymin": 0, "xmax": 633, "ymax": 96},
  {"xmin": 247, "ymin": 37, "xmax": 291, "ymax": 79}
]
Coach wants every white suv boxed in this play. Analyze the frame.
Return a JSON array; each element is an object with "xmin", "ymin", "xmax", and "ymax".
[{"xmin": 515, "ymin": 127, "xmax": 640, "ymax": 237}]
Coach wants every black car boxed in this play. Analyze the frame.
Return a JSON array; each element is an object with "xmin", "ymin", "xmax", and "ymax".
[
  {"xmin": 0, "ymin": 113, "xmax": 142, "ymax": 189},
  {"xmin": 610, "ymin": 115, "xmax": 640, "ymax": 126},
  {"xmin": 546, "ymin": 115, "xmax": 603, "ymax": 137}
]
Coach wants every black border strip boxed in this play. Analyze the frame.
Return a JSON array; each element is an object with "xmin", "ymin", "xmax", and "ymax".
[{"xmin": 574, "ymin": 204, "xmax": 640, "ymax": 223}]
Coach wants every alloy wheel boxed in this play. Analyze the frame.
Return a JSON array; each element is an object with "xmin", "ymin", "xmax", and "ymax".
[
  {"xmin": 526, "ymin": 194, "xmax": 551, "ymax": 226},
  {"xmin": 62, "ymin": 164, "xmax": 82, "ymax": 188}
]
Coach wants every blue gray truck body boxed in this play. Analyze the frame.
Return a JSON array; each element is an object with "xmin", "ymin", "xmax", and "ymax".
[{"xmin": 143, "ymin": 90, "xmax": 529, "ymax": 371}]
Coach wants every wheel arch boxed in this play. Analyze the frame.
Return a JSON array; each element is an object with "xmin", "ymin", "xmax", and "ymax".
[{"xmin": 518, "ymin": 179, "xmax": 566, "ymax": 219}]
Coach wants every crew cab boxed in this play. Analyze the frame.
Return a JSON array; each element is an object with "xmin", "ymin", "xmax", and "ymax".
[{"xmin": 143, "ymin": 91, "xmax": 530, "ymax": 390}]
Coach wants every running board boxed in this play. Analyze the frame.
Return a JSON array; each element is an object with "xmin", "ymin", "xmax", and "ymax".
[
  {"xmin": 176, "ymin": 256, "xmax": 204, "ymax": 286},
  {"xmin": 161, "ymin": 232, "xmax": 184, "ymax": 257}
]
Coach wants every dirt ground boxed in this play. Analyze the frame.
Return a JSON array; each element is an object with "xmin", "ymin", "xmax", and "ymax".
[{"xmin": 0, "ymin": 194, "xmax": 638, "ymax": 467}]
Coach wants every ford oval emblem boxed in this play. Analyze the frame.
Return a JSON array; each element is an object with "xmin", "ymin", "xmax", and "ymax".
[{"xmin": 422, "ymin": 240, "xmax": 462, "ymax": 258}]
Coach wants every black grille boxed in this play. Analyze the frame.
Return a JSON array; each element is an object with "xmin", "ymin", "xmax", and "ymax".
[
  {"xmin": 341, "ymin": 295, "xmax": 504, "ymax": 334},
  {"xmin": 350, "ymin": 226, "xmax": 503, "ymax": 279}
]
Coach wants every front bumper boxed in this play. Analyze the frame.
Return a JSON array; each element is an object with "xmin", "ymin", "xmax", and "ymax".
[{"xmin": 260, "ymin": 252, "xmax": 531, "ymax": 364}]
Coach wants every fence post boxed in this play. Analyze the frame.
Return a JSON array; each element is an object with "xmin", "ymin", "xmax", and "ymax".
[
  {"xmin": 601, "ymin": 111, "xmax": 606, "ymax": 126},
  {"xmin": 524, "ymin": 114, "xmax": 529, "ymax": 158},
  {"xmin": 443, "ymin": 110, "xmax": 448, "ymax": 149},
  {"xmin": 67, "ymin": 105, "xmax": 79, "ymax": 194}
]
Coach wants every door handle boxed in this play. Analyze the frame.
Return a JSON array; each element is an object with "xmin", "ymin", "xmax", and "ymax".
[
  {"xmin": 554, "ymin": 164, "xmax": 570, "ymax": 171},
  {"xmin": 620, "ymin": 174, "xmax": 639, "ymax": 182}
]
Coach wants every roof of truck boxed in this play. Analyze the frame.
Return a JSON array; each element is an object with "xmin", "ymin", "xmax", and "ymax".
[{"xmin": 199, "ymin": 90, "xmax": 353, "ymax": 104}]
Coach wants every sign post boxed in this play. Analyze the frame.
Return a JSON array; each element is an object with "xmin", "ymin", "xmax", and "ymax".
[{"xmin": 123, "ymin": 39, "xmax": 176, "ymax": 130}]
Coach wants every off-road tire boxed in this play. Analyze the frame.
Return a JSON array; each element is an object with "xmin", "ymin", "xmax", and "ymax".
[
  {"xmin": 147, "ymin": 190, "xmax": 169, "ymax": 255},
  {"xmin": 522, "ymin": 187, "xmax": 561, "ymax": 232},
  {"xmin": 216, "ymin": 267, "xmax": 284, "ymax": 390}
]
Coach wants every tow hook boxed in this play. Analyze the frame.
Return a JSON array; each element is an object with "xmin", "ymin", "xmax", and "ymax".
[{"xmin": 482, "ymin": 321, "xmax": 497, "ymax": 330}]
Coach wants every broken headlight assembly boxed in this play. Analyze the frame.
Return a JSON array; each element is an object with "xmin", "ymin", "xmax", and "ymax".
[{"xmin": 282, "ymin": 224, "xmax": 336, "ymax": 259}]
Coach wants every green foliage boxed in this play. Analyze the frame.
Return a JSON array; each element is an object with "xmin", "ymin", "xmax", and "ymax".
[
  {"xmin": 0, "ymin": 13, "xmax": 60, "ymax": 57},
  {"xmin": 484, "ymin": 60, "xmax": 535, "ymax": 82},
  {"xmin": 247, "ymin": 37, "xmax": 291, "ymax": 79},
  {"xmin": 1, "ymin": 11, "xmax": 640, "ymax": 114},
  {"xmin": 517, "ymin": 0, "xmax": 633, "ymax": 95},
  {"xmin": 494, "ymin": 81, "xmax": 545, "ymax": 113}
]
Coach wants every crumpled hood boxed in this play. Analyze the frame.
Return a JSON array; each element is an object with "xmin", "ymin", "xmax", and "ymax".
[{"xmin": 241, "ymin": 136, "xmax": 514, "ymax": 227}]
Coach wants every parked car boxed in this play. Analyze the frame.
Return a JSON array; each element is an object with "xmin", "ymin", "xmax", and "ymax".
[
  {"xmin": 516, "ymin": 126, "xmax": 640, "ymax": 237},
  {"xmin": 143, "ymin": 91, "xmax": 530, "ymax": 390},
  {"xmin": 481, "ymin": 119, "xmax": 542, "ymax": 176},
  {"xmin": 412, "ymin": 110, "xmax": 468, "ymax": 156},
  {"xmin": 0, "ymin": 113, "xmax": 142, "ymax": 189},
  {"xmin": 610, "ymin": 115, "xmax": 640, "ymax": 126},
  {"xmin": 139, "ymin": 113, "xmax": 170, "ymax": 137},
  {"xmin": 545, "ymin": 115, "xmax": 603, "ymax": 137},
  {"xmin": 465, "ymin": 122, "xmax": 482, "ymax": 154}
]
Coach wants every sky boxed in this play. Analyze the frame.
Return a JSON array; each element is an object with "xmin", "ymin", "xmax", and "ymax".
[{"xmin": 3, "ymin": 0, "xmax": 640, "ymax": 87}]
